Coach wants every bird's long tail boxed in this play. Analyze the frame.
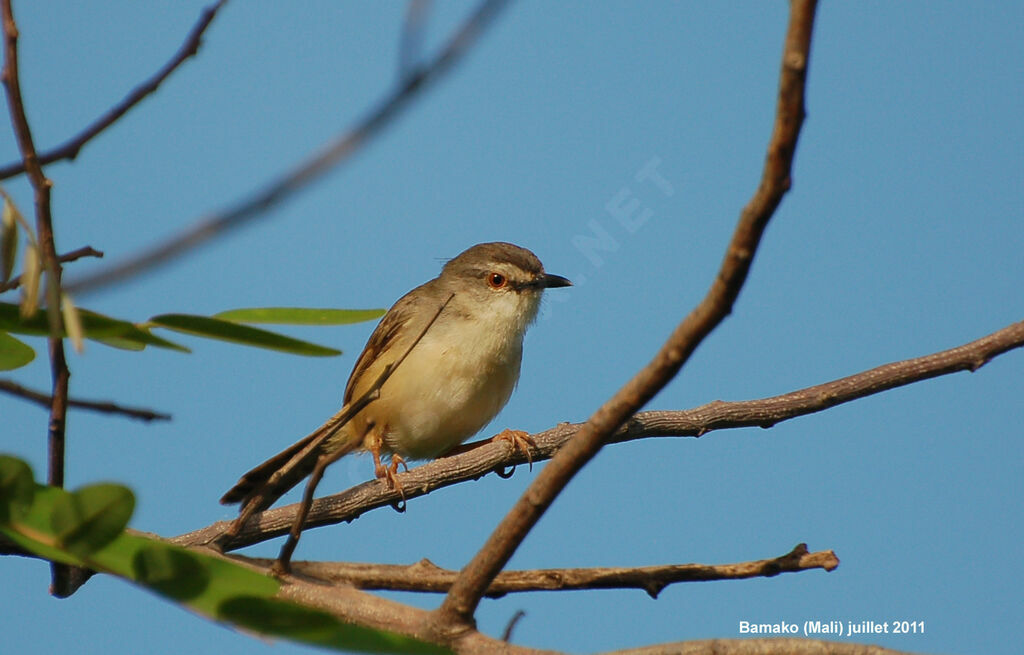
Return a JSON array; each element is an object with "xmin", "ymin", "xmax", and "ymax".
[{"xmin": 219, "ymin": 408, "xmax": 361, "ymax": 513}]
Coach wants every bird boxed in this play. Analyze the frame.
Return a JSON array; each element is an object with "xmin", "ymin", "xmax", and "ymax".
[{"xmin": 220, "ymin": 242, "xmax": 571, "ymax": 516}]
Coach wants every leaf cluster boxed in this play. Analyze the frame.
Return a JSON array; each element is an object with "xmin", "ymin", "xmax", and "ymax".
[{"xmin": 0, "ymin": 455, "xmax": 447, "ymax": 655}]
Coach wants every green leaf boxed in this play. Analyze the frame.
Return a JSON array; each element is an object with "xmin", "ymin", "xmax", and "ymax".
[
  {"xmin": 214, "ymin": 307, "xmax": 385, "ymax": 326},
  {"xmin": 0, "ymin": 455, "xmax": 35, "ymax": 522},
  {"xmin": 90, "ymin": 336, "xmax": 147, "ymax": 351},
  {"xmin": 0, "ymin": 458, "xmax": 447, "ymax": 654},
  {"xmin": 0, "ymin": 303, "xmax": 190, "ymax": 352},
  {"xmin": 132, "ymin": 544, "xmax": 211, "ymax": 601},
  {"xmin": 218, "ymin": 597, "xmax": 451, "ymax": 654},
  {"xmin": 50, "ymin": 483, "xmax": 135, "ymax": 556},
  {"xmin": 150, "ymin": 313, "xmax": 341, "ymax": 356},
  {"xmin": 0, "ymin": 330, "xmax": 35, "ymax": 370}
]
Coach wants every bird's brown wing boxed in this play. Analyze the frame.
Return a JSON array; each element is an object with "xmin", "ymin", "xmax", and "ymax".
[{"xmin": 342, "ymin": 281, "xmax": 428, "ymax": 404}]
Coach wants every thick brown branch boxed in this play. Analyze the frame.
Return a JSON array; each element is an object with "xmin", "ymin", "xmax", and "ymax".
[
  {"xmin": 65, "ymin": 0, "xmax": 510, "ymax": 295},
  {"xmin": 0, "ymin": 378, "xmax": 170, "ymax": 422},
  {"xmin": 0, "ymin": 529, "xmax": 903, "ymax": 655},
  {"xmin": 0, "ymin": 1, "xmax": 226, "ymax": 181},
  {"xmin": 173, "ymin": 317, "xmax": 1022, "ymax": 553},
  {"xmin": 434, "ymin": 0, "xmax": 819, "ymax": 631},
  {"xmin": 0, "ymin": 245, "xmax": 102, "ymax": 292},
  {"xmin": 236, "ymin": 544, "xmax": 838, "ymax": 598}
]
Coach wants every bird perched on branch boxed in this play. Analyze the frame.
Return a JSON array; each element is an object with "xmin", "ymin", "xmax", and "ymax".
[{"xmin": 220, "ymin": 241, "xmax": 571, "ymax": 520}]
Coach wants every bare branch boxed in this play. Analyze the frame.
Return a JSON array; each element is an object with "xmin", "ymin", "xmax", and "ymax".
[
  {"xmin": 0, "ymin": 245, "xmax": 102, "ymax": 292},
  {"xmin": 398, "ymin": 0, "xmax": 432, "ymax": 80},
  {"xmin": 434, "ymin": 0, "xmax": 819, "ymax": 629},
  {"xmin": 65, "ymin": 0, "xmax": 511, "ymax": 295},
  {"xmin": 1, "ymin": 0, "xmax": 75, "ymax": 596},
  {"xmin": 0, "ymin": 379, "xmax": 170, "ymax": 422},
  {"xmin": 0, "ymin": 527, "xmax": 895, "ymax": 655},
  {"xmin": 234, "ymin": 544, "xmax": 838, "ymax": 598},
  {"xmin": 0, "ymin": 1, "xmax": 226, "ymax": 181},
  {"xmin": 501, "ymin": 610, "xmax": 525, "ymax": 643},
  {"xmin": 173, "ymin": 317, "xmax": 1022, "ymax": 553}
]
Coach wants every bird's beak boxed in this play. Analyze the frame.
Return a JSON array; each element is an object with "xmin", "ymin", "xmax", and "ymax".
[{"xmin": 541, "ymin": 273, "xmax": 572, "ymax": 289}]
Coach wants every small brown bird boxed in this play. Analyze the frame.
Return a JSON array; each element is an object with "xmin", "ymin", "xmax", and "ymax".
[{"xmin": 221, "ymin": 242, "xmax": 570, "ymax": 514}]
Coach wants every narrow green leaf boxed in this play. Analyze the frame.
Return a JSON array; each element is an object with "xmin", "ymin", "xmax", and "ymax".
[
  {"xmin": 0, "ymin": 330, "xmax": 35, "ymax": 370},
  {"xmin": 89, "ymin": 325, "xmax": 188, "ymax": 352},
  {"xmin": 0, "ymin": 455, "xmax": 35, "ymax": 523},
  {"xmin": 90, "ymin": 336, "xmax": 147, "ymax": 351},
  {"xmin": 0, "ymin": 303, "xmax": 190, "ymax": 352},
  {"xmin": 50, "ymin": 483, "xmax": 135, "ymax": 556},
  {"xmin": 150, "ymin": 313, "xmax": 341, "ymax": 356},
  {"xmin": 214, "ymin": 307, "xmax": 385, "ymax": 326},
  {"xmin": 218, "ymin": 597, "xmax": 451, "ymax": 654},
  {"xmin": 1, "ymin": 197, "xmax": 17, "ymax": 284}
]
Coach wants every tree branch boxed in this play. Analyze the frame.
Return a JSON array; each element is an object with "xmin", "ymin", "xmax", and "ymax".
[
  {"xmin": 173, "ymin": 317, "xmax": 1022, "ymax": 553},
  {"xmin": 434, "ymin": 0, "xmax": 819, "ymax": 631},
  {"xmin": 65, "ymin": 0, "xmax": 511, "ymax": 295},
  {"xmin": 0, "ymin": 378, "xmax": 170, "ymax": 422},
  {"xmin": 235, "ymin": 543, "xmax": 838, "ymax": 598},
  {"xmin": 0, "ymin": 1, "xmax": 226, "ymax": 181},
  {"xmin": 0, "ymin": 245, "xmax": 102, "ymax": 292},
  {"xmin": 1, "ymin": 0, "xmax": 75, "ymax": 596},
  {"xmin": 0, "ymin": 530, "xmax": 907, "ymax": 655}
]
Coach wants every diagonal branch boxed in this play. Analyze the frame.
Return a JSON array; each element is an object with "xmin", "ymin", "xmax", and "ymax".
[
  {"xmin": 0, "ymin": 378, "xmax": 170, "ymax": 422},
  {"xmin": 236, "ymin": 543, "xmax": 838, "ymax": 598},
  {"xmin": 65, "ymin": 0, "xmax": 511, "ymax": 295},
  {"xmin": 0, "ymin": 1, "xmax": 226, "ymax": 181},
  {"xmin": 434, "ymin": 0, "xmax": 819, "ymax": 631},
  {"xmin": 173, "ymin": 317, "xmax": 1023, "ymax": 554}
]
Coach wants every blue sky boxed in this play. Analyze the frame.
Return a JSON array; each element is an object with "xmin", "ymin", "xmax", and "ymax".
[{"xmin": 2, "ymin": 2, "xmax": 1022, "ymax": 654}]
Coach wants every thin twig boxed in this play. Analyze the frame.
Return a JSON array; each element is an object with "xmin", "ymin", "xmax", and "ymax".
[
  {"xmin": 0, "ymin": 245, "xmax": 102, "ymax": 293},
  {"xmin": 238, "ymin": 543, "xmax": 838, "ymax": 598},
  {"xmin": 0, "ymin": 379, "xmax": 170, "ymax": 422},
  {"xmin": 1, "ymin": 0, "xmax": 73, "ymax": 596},
  {"xmin": 501, "ymin": 610, "xmax": 525, "ymax": 642},
  {"xmin": 0, "ymin": 1, "xmax": 226, "ymax": 181},
  {"xmin": 65, "ymin": 0, "xmax": 511, "ymax": 296},
  {"xmin": 398, "ymin": 0, "xmax": 432, "ymax": 81},
  {"xmin": 434, "ymin": 0, "xmax": 820, "ymax": 630},
  {"xmin": 173, "ymin": 316, "xmax": 1023, "ymax": 553}
]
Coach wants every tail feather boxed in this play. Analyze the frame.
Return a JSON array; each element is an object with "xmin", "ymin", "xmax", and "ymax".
[
  {"xmin": 219, "ymin": 434, "xmax": 317, "ymax": 507},
  {"xmin": 220, "ymin": 410, "xmax": 361, "ymax": 512}
]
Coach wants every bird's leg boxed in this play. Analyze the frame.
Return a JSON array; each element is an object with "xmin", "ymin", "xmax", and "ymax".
[
  {"xmin": 367, "ymin": 432, "xmax": 387, "ymax": 481},
  {"xmin": 386, "ymin": 454, "xmax": 409, "ymax": 497},
  {"xmin": 366, "ymin": 431, "xmax": 407, "ymax": 499},
  {"xmin": 492, "ymin": 428, "xmax": 536, "ymax": 470}
]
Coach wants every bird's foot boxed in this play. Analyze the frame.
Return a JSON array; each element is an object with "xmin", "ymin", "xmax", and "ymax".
[{"xmin": 492, "ymin": 428, "xmax": 536, "ymax": 471}]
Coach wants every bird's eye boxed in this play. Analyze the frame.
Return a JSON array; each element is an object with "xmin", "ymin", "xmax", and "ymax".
[{"xmin": 487, "ymin": 272, "xmax": 507, "ymax": 289}]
